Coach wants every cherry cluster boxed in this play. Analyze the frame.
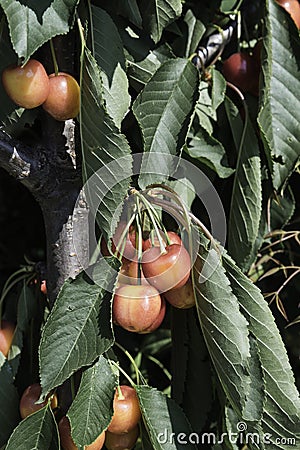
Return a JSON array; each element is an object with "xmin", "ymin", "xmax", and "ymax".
[
  {"xmin": 2, "ymin": 59, "xmax": 80, "ymax": 121},
  {"xmin": 102, "ymin": 222, "xmax": 195, "ymax": 335},
  {"xmin": 19, "ymin": 383, "xmax": 141, "ymax": 450}
]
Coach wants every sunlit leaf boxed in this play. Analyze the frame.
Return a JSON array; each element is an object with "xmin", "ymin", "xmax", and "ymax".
[
  {"xmin": 258, "ymin": 0, "xmax": 300, "ymax": 190},
  {"xmin": 68, "ymin": 356, "xmax": 118, "ymax": 447},
  {"xmin": 39, "ymin": 258, "xmax": 120, "ymax": 396},
  {"xmin": 0, "ymin": 0, "xmax": 79, "ymax": 62}
]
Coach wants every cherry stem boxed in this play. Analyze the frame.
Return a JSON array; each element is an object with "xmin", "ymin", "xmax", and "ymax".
[
  {"xmin": 113, "ymin": 208, "xmax": 137, "ymax": 260},
  {"xmin": 237, "ymin": 10, "xmax": 241, "ymax": 53},
  {"xmin": 49, "ymin": 39, "xmax": 59, "ymax": 76},
  {"xmin": 135, "ymin": 200, "xmax": 143, "ymax": 286},
  {"xmin": 146, "ymin": 195, "xmax": 221, "ymax": 257},
  {"xmin": 134, "ymin": 192, "xmax": 166, "ymax": 254},
  {"xmin": 144, "ymin": 354, "xmax": 172, "ymax": 381},
  {"xmin": 109, "ymin": 359, "xmax": 137, "ymax": 387},
  {"xmin": 114, "ymin": 341, "xmax": 146, "ymax": 385},
  {"xmin": 89, "ymin": 235, "xmax": 103, "ymax": 265},
  {"xmin": 117, "ymin": 385, "xmax": 125, "ymax": 400}
]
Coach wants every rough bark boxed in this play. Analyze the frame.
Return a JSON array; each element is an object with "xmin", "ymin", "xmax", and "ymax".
[
  {"xmin": 0, "ymin": 31, "xmax": 89, "ymax": 306},
  {"xmin": 0, "ymin": 122, "xmax": 89, "ymax": 305}
]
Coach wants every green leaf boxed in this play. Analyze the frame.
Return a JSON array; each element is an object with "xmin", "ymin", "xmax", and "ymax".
[
  {"xmin": 185, "ymin": 130, "xmax": 234, "ymax": 179},
  {"xmin": 223, "ymin": 254, "xmax": 300, "ymax": 447},
  {"xmin": 166, "ymin": 178, "xmax": 196, "ymax": 211},
  {"xmin": 80, "ymin": 48, "xmax": 132, "ymax": 241},
  {"xmin": 196, "ymin": 81, "xmax": 217, "ymax": 134},
  {"xmin": 182, "ymin": 9, "xmax": 205, "ymax": 57},
  {"xmin": 39, "ymin": 258, "xmax": 120, "ymax": 396},
  {"xmin": 220, "ymin": 0, "xmax": 239, "ymax": 12},
  {"xmin": 0, "ymin": 356, "xmax": 20, "ymax": 447},
  {"xmin": 140, "ymin": 0, "xmax": 182, "ymax": 43},
  {"xmin": 223, "ymin": 406, "xmax": 242, "ymax": 450},
  {"xmin": 193, "ymin": 243, "xmax": 251, "ymax": 417},
  {"xmin": 127, "ymin": 43, "xmax": 175, "ymax": 90},
  {"xmin": 0, "ymin": 22, "xmax": 19, "ymax": 123},
  {"xmin": 67, "ymin": 355, "xmax": 118, "ymax": 447},
  {"xmin": 92, "ymin": 6, "xmax": 130, "ymax": 129},
  {"xmin": 242, "ymin": 336, "xmax": 264, "ymax": 423},
  {"xmin": 115, "ymin": 0, "xmax": 142, "ymax": 28},
  {"xmin": 171, "ymin": 309, "xmax": 213, "ymax": 435},
  {"xmin": 17, "ymin": 284, "xmax": 37, "ymax": 332},
  {"xmin": 186, "ymin": 74, "xmax": 232, "ymax": 179},
  {"xmin": 258, "ymin": 0, "xmax": 300, "ymax": 190},
  {"xmin": 211, "ymin": 69, "xmax": 226, "ymax": 111},
  {"xmin": 270, "ymin": 187, "xmax": 295, "ymax": 230},
  {"xmin": 0, "ymin": 0, "xmax": 79, "ymax": 62},
  {"xmin": 132, "ymin": 58, "xmax": 198, "ymax": 188},
  {"xmin": 5, "ymin": 404, "xmax": 59, "ymax": 450},
  {"xmin": 136, "ymin": 385, "xmax": 197, "ymax": 449},
  {"xmin": 226, "ymin": 98, "xmax": 262, "ymax": 272}
]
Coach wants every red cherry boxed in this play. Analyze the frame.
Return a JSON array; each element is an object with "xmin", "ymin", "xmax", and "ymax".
[
  {"xmin": 19, "ymin": 383, "xmax": 58, "ymax": 419},
  {"xmin": 42, "ymin": 72, "xmax": 80, "ymax": 121},
  {"xmin": 0, "ymin": 320, "xmax": 15, "ymax": 357},
  {"xmin": 142, "ymin": 244, "xmax": 191, "ymax": 292},
  {"xmin": 2, "ymin": 59, "xmax": 50, "ymax": 108},
  {"xmin": 105, "ymin": 426, "xmax": 139, "ymax": 450},
  {"xmin": 222, "ymin": 52, "xmax": 259, "ymax": 94},
  {"xmin": 108, "ymin": 386, "xmax": 141, "ymax": 435},
  {"xmin": 276, "ymin": 0, "xmax": 300, "ymax": 28},
  {"xmin": 58, "ymin": 416, "xmax": 105, "ymax": 450},
  {"xmin": 106, "ymin": 223, "xmax": 138, "ymax": 260},
  {"xmin": 113, "ymin": 284, "xmax": 164, "ymax": 333},
  {"xmin": 139, "ymin": 297, "xmax": 166, "ymax": 333},
  {"xmin": 40, "ymin": 280, "xmax": 47, "ymax": 295},
  {"xmin": 164, "ymin": 278, "xmax": 195, "ymax": 309}
]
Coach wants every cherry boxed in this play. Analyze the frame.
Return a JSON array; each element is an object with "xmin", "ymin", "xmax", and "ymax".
[
  {"xmin": 139, "ymin": 297, "xmax": 166, "ymax": 334},
  {"xmin": 222, "ymin": 52, "xmax": 259, "ymax": 95},
  {"xmin": 105, "ymin": 426, "xmax": 139, "ymax": 450},
  {"xmin": 0, "ymin": 320, "xmax": 15, "ymax": 357},
  {"xmin": 164, "ymin": 278, "xmax": 195, "ymax": 309},
  {"xmin": 102, "ymin": 223, "xmax": 138, "ymax": 260},
  {"xmin": 142, "ymin": 244, "xmax": 191, "ymax": 292},
  {"xmin": 2, "ymin": 59, "xmax": 50, "ymax": 109},
  {"xmin": 111, "ymin": 223, "xmax": 138, "ymax": 260},
  {"xmin": 42, "ymin": 72, "xmax": 80, "ymax": 121},
  {"xmin": 40, "ymin": 280, "xmax": 47, "ymax": 296},
  {"xmin": 19, "ymin": 383, "xmax": 58, "ymax": 419},
  {"xmin": 58, "ymin": 416, "xmax": 105, "ymax": 450},
  {"xmin": 276, "ymin": 0, "xmax": 300, "ymax": 28},
  {"xmin": 142, "ymin": 231, "xmax": 182, "ymax": 251},
  {"xmin": 113, "ymin": 284, "xmax": 164, "ymax": 333},
  {"xmin": 108, "ymin": 386, "xmax": 141, "ymax": 435}
]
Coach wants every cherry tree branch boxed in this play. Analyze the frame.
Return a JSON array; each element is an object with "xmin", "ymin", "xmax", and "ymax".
[{"xmin": 0, "ymin": 129, "xmax": 44, "ymax": 194}]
